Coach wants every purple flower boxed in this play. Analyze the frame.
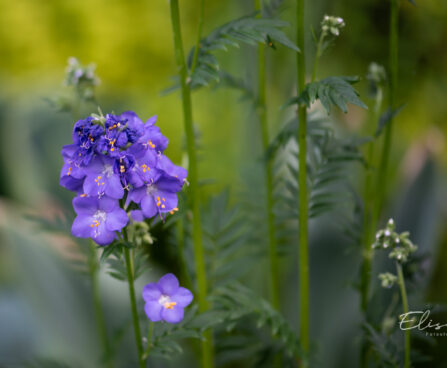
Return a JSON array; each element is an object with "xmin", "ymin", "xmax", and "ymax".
[
  {"xmin": 142, "ymin": 273, "xmax": 193, "ymax": 323},
  {"xmin": 71, "ymin": 195, "xmax": 128, "ymax": 245},
  {"xmin": 82, "ymin": 155, "xmax": 124, "ymax": 199},
  {"xmin": 135, "ymin": 115, "xmax": 169, "ymax": 153},
  {"xmin": 127, "ymin": 171, "xmax": 183, "ymax": 219}
]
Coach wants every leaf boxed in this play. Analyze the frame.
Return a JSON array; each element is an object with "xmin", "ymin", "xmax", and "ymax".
[
  {"xmin": 375, "ymin": 104, "xmax": 406, "ymax": 137},
  {"xmin": 288, "ymin": 76, "xmax": 368, "ymax": 114},
  {"xmin": 186, "ymin": 14, "xmax": 299, "ymax": 89}
]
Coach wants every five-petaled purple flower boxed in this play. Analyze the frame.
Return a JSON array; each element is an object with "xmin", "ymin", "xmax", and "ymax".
[
  {"xmin": 60, "ymin": 111, "xmax": 187, "ymax": 245},
  {"xmin": 142, "ymin": 273, "xmax": 193, "ymax": 324},
  {"xmin": 72, "ymin": 196, "xmax": 128, "ymax": 246}
]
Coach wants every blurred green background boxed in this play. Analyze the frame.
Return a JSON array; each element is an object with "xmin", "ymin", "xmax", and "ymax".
[{"xmin": 0, "ymin": 0, "xmax": 446, "ymax": 367}]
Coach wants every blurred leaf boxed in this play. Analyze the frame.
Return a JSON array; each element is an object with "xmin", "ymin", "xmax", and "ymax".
[
  {"xmin": 285, "ymin": 76, "xmax": 367, "ymax": 114},
  {"xmin": 375, "ymin": 104, "xmax": 406, "ymax": 137},
  {"xmin": 185, "ymin": 14, "xmax": 299, "ymax": 89}
]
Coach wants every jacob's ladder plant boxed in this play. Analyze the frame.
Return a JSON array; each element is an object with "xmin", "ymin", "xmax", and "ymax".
[{"xmin": 60, "ymin": 110, "xmax": 191, "ymax": 367}]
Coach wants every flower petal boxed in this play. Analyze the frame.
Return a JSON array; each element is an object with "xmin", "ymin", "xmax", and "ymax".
[
  {"xmin": 144, "ymin": 301, "xmax": 163, "ymax": 322},
  {"xmin": 105, "ymin": 174, "xmax": 124, "ymax": 199},
  {"xmin": 72, "ymin": 215, "xmax": 94, "ymax": 238},
  {"xmin": 171, "ymin": 287, "xmax": 193, "ymax": 307},
  {"xmin": 141, "ymin": 195, "xmax": 157, "ymax": 219},
  {"xmin": 73, "ymin": 196, "xmax": 98, "ymax": 215},
  {"xmin": 92, "ymin": 223, "xmax": 116, "ymax": 246},
  {"xmin": 98, "ymin": 196, "xmax": 119, "ymax": 212},
  {"xmin": 142, "ymin": 283, "xmax": 162, "ymax": 302},
  {"xmin": 83, "ymin": 174, "xmax": 105, "ymax": 198},
  {"xmin": 105, "ymin": 208, "xmax": 128, "ymax": 232},
  {"xmin": 131, "ymin": 210, "xmax": 144, "ymax": 222},
  {"xmin": 158, "ymin": 273, "xmax": 179, "ymax": 295},
  {"xmin": 161, "ymin": 305, "xmax": 184, "ymax": 324}
]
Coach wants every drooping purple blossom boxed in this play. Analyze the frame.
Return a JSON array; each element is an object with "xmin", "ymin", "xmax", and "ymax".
[
  {"xmin": 142, "ymin": 273, "xmax": 193, "ymax": 324},
  {"xmin": 72, "ymin": 196, "xmax": 128, "ymax": 246},
  {"xmin": 60, "ymin": 110, "xmax": 187, "ymax": 245}
]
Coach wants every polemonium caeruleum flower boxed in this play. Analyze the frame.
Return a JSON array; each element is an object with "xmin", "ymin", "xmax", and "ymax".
[
  {"xmin": 142, "ymin": 273, "xmax": 193, "ymax": 323},
  {"xmin": 72, "ymin": 196, "xmax": 128, "ymax": 246},
  {"xmin": 60, "ymin": 111, "xmax": 187, "ymax": 245}
]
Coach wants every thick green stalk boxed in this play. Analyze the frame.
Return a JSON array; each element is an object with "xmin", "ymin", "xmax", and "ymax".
[
  {"xmin": 396, "ymin": 262, "xmax": 411, "ymax": 368},
  {"xmin": 123, "ymin": 244, "xmax": 145, "ymax": 368},
  {"xmin": 255, "ymin": 0, "xmax": 279, "ymax": 311},
  {"xmin": 88, "ymin": 243, "xmax": 113, "ymax": 368},
  {"xmin": 296, "ymin": 0, "xmax": 309, "ymax": 362},
  {"xmin": 169, "ymin": 1, "xmax": 213, "ymax": 367},
  {"xmin": 190, "ymin": 0, "xmax": 205, "ymax": 75}
]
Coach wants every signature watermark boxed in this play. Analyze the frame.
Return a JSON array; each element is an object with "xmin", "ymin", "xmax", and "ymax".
[{"xmin": 399, "ymin": 310, "xmax": 447, "ymax": 337}]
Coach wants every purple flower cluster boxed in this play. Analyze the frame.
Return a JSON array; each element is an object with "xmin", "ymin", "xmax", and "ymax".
[{"xmin": 60, "ymin": 111, "xmax": 187, "ymax": 245}]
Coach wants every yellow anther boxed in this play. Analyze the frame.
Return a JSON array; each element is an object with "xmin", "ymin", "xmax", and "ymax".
[
  {"xmin": 90, "ymin": 220, "xmax": 100, "ymax": 228},
  {"xmin": 161, "ymin": 204, "xmax": 165, "ymax": 209},
  {"xmin": 80, "ymin": 193, "xmax": 87, "ymax": 197},
  {"xmin": 67, "ymin": 167, "xmax": 72, "ymax": 176},
  {"xmin": 156, "ymin": 196, "xmax": 160, "ymax": 201},
  {"xmin": 120, "ymin": 165, "xmax": 125, "ymax": 173},
  {"xmin": 162, "ymin": 197, "xmax": 165, "ymax": 202},
  {"xmin": 110, "ymin": 148, "xmax": 115, "ymax": 152},
  {"xmin": 148, "ymin": 140, "xmax": 155, "ymax": 149},
  {"xmin": 164, "ymin": 301, "xmax": 177, "ymax": 310}
]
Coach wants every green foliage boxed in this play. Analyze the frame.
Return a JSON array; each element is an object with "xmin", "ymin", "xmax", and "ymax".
[
  {"xmin": 375, "ymin": 105, "xmax": 406, "ymax": 137},
  {"xmin": 102, "ymin": 242, "xmax": 148, "ymax": 282},
  {"xmin": 269, "ymin": 114, "xmax": 366, "ymax": 221},
  {"xmin": 364, "ymin": 323, "xmax": 401, "ymax": 367},
  {"xmin": 200, "ymin": 190, "xmax": 254, "ymax": 286},
  {"xmin": 285, "ymin": 76, "xmax": 367, "ymax": 114},
  {"xmin": 186, "ymin": 14, "xmax": 299, "ymax": 89},
  {"xmin": 263, "ymin": 0, "xmax": 288, "ymax": 18},
  {"xmin": 209, "ymin": 283, "xmax": 302, "ymax": 359},
  {"xmin": 146, "ymin": 306, "xmax": 203, "ymax": 359},
  {"xmin": 217, "ymin": 71, "xmax": 257, "ymax": 106}
]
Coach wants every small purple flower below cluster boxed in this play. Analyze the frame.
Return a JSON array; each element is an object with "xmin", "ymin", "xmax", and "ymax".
[
  {"xmin": 60, "ymin": 111, "xmax": 187, "ymax": 245},
  {"xmin": 142, "ymin": 273, "xmax": 193, "ymax": 324}
]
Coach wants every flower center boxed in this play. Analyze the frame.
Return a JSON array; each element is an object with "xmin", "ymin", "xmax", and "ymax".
[
  {"xmin": 158, "ymin": 294, "xmax": 177, "ymax": 310},
  {"xmin": 146, "ymin": 184, "xmax": 157, "ymax": 196},
  {"xmin": 94, "ymin": 210, "xmax": 107, "ymax": 223},
  {"xmin": 103, "ymin": 164, "xmax": 114, "ymax": 177}
]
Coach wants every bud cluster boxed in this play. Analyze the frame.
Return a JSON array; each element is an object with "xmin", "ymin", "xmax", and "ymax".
[
  {"xmin": 372, "ymin": 219, "xmax": 418, "ymax": 263},
  {"xmin": 65, "ymin": 57, "xmax": 100, "ymax": 101},
  {"xmin": 321, "ymin": 15, "xmax": 345, "ymax": 37}
]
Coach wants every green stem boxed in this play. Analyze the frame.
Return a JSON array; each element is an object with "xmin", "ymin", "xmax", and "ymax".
[
  {"xmin": 359, "ymin": 90, "xmax": 383, "ymax": 368},
  {"xmin": 360, "ymin": 88, "xmax": 383, "ymax": 314},
  {"xmin": 255, "ymin": 0, "xmax": 279, "ymax": 311},
  {"xmin": 373, "ymin": 0, "xmax": 399, "ymax": 224},
  {"xmin": 142, "ymin": 321, "xmax": 154, "ymax": 361},
  {"xmin": 177, "ymin": 214, "xmax": 193, "ymax": 291},
  {"xmin": 311, "ymin": 33, "xmax": 324, "ymax": 82},
  {"xmin": 296, "ymin": 0, "xmax": 309, "ymax": 364},
  {"xmin": 123, "ymin": 242, "xmax": 145, "ymax": 368},
  {"xmin": 88, "ymin": 243, "xmax": 113, "ymax": 368},
  {"xmin": 396, "ymin": 262, "xmax": 411, "ymax": 368},
  {"xmin": 190, "ymin": 0, "xmax": 205, "ymax": 75},
  {"xmin": 169, "ymin": 1, "xmax": 214, "ymax": 367}
]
